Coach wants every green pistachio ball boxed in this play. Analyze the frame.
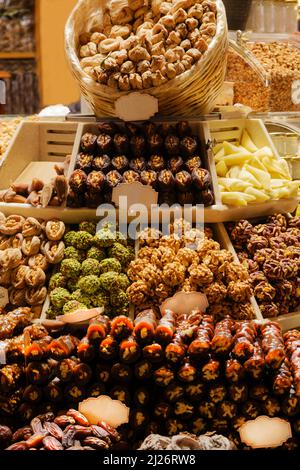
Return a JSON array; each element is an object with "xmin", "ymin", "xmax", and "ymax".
[
  {"xmin": 108, "ymin": 243, "xmax": 134, "ymax": 267},
  {"xmin": 50, "ymin": 287, "xmax": 71, "ymax": 310},
  {"xmin": 71, "ymin": 289, "xmax": 92, "ymax": 308},
  {"xmin": 110, "ymin": 289, "xmax": 129, "ymax": 308},
  {"xmin": 60, "ymin": 259, "xmax": 81, "ymax": 280},
  {"xmin": 49, "ymin": 273, "xmax": 67, "ymax": 291},
  {"xmin": 93, "ymin": 228, "xmax": 116, "ymax": 248},
  {"xmin": 87, "ymin": 246, "xmax": 106, "ymax": 262},
  {"xmin": 77, "ymin": 275, "xmax": 101, "ymax": 295},
  {"xmin": 81, "ymin": 258, "xmax": 101, "ymax": 277},
  {"xmin": 118, "ymin": 273, "xmax": 130, "ymax": 291},
  {"xmin": 91, "ymin": 291, "xmax": 110, "ymax": 308},
  {"xmin": 79, "ymin": 221, "xmax": 97, "ymax": 235},
  {"xmin": 63, "ymin": 300, "xmax": 87, "ymax": 315},
  {"xmin": 64, "ymin": 231, "xmax": 78, "ymax": 247},
  {"xmin": 64, "ymin": 246, "xmax": 84, "ymax": 262},
  {"xmin": 46, "ymin": 306, "xmax": 61, "ymax": 320},
  {"xmin": 99, "ymin": 271, "xmax": 121, "ymax": 292},
  {"xmin": 67, "ymin": 277, "xmax": 80, "ymax": 293},
  {"xmin": 99, "ymin": 258, "xmax": 122, "ymax": 274},
  {"xmin": 73, "ymin": 231, "xmax": 94, "ymax": 250}
]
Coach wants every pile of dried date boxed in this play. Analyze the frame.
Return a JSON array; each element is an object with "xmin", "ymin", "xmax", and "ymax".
[{"xmin": 2, "ymin": 409, "xmax": 121, "ymax": 451}]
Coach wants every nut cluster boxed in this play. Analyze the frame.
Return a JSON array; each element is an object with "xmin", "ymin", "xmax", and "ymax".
[
  {"xmin": 227, "ymin": 42, "xmax": 300, "ymax": 112},
  {"xmin": 0, "ymin": 118, "xmax": 22, "ymax": 159},
  {"xmin": 127, "ymin": 218, "xmax": 254, "ymax": 319},
  {"xmin": 68, "ymin": 121, "xmax": 214, "ymax": 208},
  {"xmin": 0, "ymin": 214, "xmax": 66, "ymax": 311},
  {"xmin": 78, "ymin": 0, "xmax": 217, "ymax": 90},
  {"xmin": 228, "ymin": 214, "xmax": 300, "ymax": 318}
]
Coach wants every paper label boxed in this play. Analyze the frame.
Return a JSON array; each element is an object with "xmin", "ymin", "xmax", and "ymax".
[
  {"xmin": 115, "ymin": 92, "xmax": 158, "ymax": 122},
  {"xmin": 0, "ymin": 341, "xmax": 6, "ymax": 365},
  {"xmin": 291, "ymin": 80, "xmax": 300, "ymax": 105},
  {"xmin": 0, "ymin": 287, "xmax": 9, "ymax": 308},
  {"xmin": 112, "ymin": 182, "xmax": 158, "ymax": 214},
  {"xmin": 160, "ymin": 291, "xmax": 209, "ymax": 316}
]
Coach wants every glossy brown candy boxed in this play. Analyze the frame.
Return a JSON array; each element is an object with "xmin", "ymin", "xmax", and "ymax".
[
  {"xmin": 177, "ymin": 359, "xmax": 197, "ymax": 383},
  {"xmin": 75, "ymin": 153, "xmax": 93, "ymax": 173},
  {"xmin": 134, "ymin": 359, "xmax": 152, "ymax": 380},
  {"xmin": 156, "ymin": 310, "xmax": 176, "ymax": 344},
  {"xmin": 134, "ymin": 309, "xmax": 157, "ymax": 344},
  {"xmin": 87, "ymin": 316, "xmax": 110, "ymax": 342},
  {"xmin": 228, "ymin": 383, "xmax": 248, "ymax": 403},
  {"xmin": 73, "ymin": 363, "xmax": 93, "ymax": 386},
  {"xmin": 80, "ymin": 133, "xmax": 97, "ymax": 153},
  {"xmin": 140, "ymin": 170, "xmax": 158, "ymax": 188},
  {"xmin": 130, "ymin": 408, "xmax": 149, "ymax": 429},
  {"xmin": 192, "ymin": 168, "xmax": 211, "ymax": 190},
  {"xmin": 69, "ymin": 170, "xmax": 87, "ymax": 193},
  {"xmin": 242, "ymin": 400, "xmax": 261, "ymax": 420},
  {"xmin": 143, "ymin": 343, "xmax": 164, "ymax": 363},
  {"xmin": 88, "ymin": 382, "xmax": 106, "ymax": 398},
  {"xmin": 250, "ymin": 384, "xmax": 269, "ymax": 401},
  {"xmin": 26, "ymin": 361, "xmax": 53, "ymax": 386},
  {"xmin": 119, "ymin": 336, "xmax": 141, "ymax": 364},
  {"xmin": 244, "ymin": 340, "xmax": 265, "ymax": 380},
  {"xmin": 44, "ymin": 381, "xmax": 63, "ymax": 403},
  {"xmin": 208, "ymin": 383, "xmax": 227, "ymax": 404},
  {"xmin": 168, "ymin": 156, "xmax": 184, "ymax": 174},
  {"xmin": 83, "ymin": 436, "xmax": 109, "ymax": 450},
  {"xmin": 47, "ymin": 336, "xmax": 80, "ymax": 360},
  {"xmin": 92, "ymin": 155, "xmax": 111, "ymax": 173},
  {"xmin": 99, "ymin": 336, "xmax": 119, "ymax": 361},
  {"xmin": 188, "ymin": 315, "xmax": 214, "ymax": 361},
  {"xmin": 272, "ymin": 359, "xmax": 293, "ymax": 395},
  {"xmin": 165, "ymin": 135, "xmax": 180, "ymax": 156},
  {"xmin": 185, "ymin": 382, "xmax": 206, "ymax": 402},
  {"xmin": 154, "ymin": 365, "xmax": 175, "ymax": 387},
  {"xmin": 67, "ymin": 409, "xmax": 90, "ymax": 427},
  {"xmin": 106, "ymin": 170, "xmax": 123, "ymax": 190},
  {"xmin": 110, "ymin": 316, "xmax": 134, "ymax": 339},
  {"xmin": 97, "ymin": 134, "xmax": 113, "ymax": 155},
  {"xmin": 262, "ymin": 396, "xmax": 281, "ymax": 417},
  {"xmin": 154, "ymin": 402, "xmax": 172, "ymax": 420},
  {"xmin": 77, "ymin": 337, "xmax": 96, "ymax": 363},
  {"xmin": 163, "ymin": 382, "xmax": 185, "ymax": 403},
  {"xmin": 185, "ymin": 156, "xmax": 202, "ymax": 172},
  {"xmin": 158, "ymin": 170, "xmax": 175, "ymax": 190},
  {"xmin": 130, "ymin": 135, "xmax": 146, "ymax": 156},
  {"xmin": 0, "ymin": 364, "xmax": 24, "ymax": 393},
  {"xmin": 133, "ymin": 387, "xmax": 150, "ymax": 407},
  {"xmin": 174, "ymin": 400, "xmax": 194, "ymax": 420},
  {"xmin": 281, "ymin": 388, "xmax": 300, "ymax": 417},
  {"xmin": 175, "ymin": 171, "xmax": 192, "ymax": 192},
  {"xmin": 180, "ymin": 136, "xmax": 198, "ymax": 158},
  {"xmin": 111, "ymin": 363, "xmax": 132, "ymax": 383},
  {"xmin": 23, "ymin": 385, "xmax": 43, "ymax": 404},
  {"xmin": 261, "ymin": 322, "xmax": 285, "ymax": 370},
  {"xmin": 112, "ymin": 155, "xmax": 129, "ymax": 174},
  {"xmin": 148, "ymin": 133, "xmax": 163, "ymax": 153},
  {"xmin": 200, "ymin": 189, "xmax": 215, "ymax": 206},
  {"xmin": 177, "ymin": 121, "xmax": 192, "ymax": 138},
  {"xmin": 148, "ymin": 155, "xmax": 165, "ymax": 172},
  {"xmin": 201, "ymin": 358, "xmax": 221, "ymax": 382},
  {"xmin": 178, "ymin": 192, "xmax": 194, "ymax": 205},
  {"xmin": 64, "ymin": 383, "xmax": 85, "ymax": 403},
  {"xmin": 86, "ymin": 171, "xmax": 106, "ymax": 193},
  {"xmin": 123, "ymin": 170, "xmax": 140, "ymax": 184},
  {"xmin": 98, "ymin": 122, "xmax": 117, "ymax": 136},
  {"xmin": 217, "ymin": 401, "xmax": 237, "ymax": 419},
  {"xmin": 211, "ymin": 318, "xmax": 234, "ymax": 355},
  {"xmin": 113, "ymin": 134, "xmax": 129, "ymax": 154},
  {"xmin": 225, "ymin": 359, "xmax": 245, "ymax": 383},
  {"xmin": 129, "ymin": 157, "xmax": 147, "ymax": 173},
  {"xmin": 57, "ymin": 358, "xmax": 80, "ymax": 383}
]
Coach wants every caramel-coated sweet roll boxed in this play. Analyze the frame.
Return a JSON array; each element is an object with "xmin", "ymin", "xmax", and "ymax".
[
  {"xmin": 21, "ymin": 236, "xmax": 41, "ymax": 257},
  {"xmin": 25, "ymin": 287, "xmax": 47, "ymax": 306},
  {"xmin": 45, "ymin": 221, "xmax": 66, "ymax": 242},
  {"xmin": 11, "ymin": 265, "xmax": 30, "ymax": 289},
  {"xmin": 44, "ymin": 241, "xmax": 65, "ymax": 264},
  {"xmin": 0, "ymin": 215, "xmax": 25, "ymax": 235},
  {"xmin": 22, "ymin": 218, "xmax": 42, "ymax": 238},
  {"xmin": 25, "ymin": 268, "xmax": 46, "ymax": 288},
  {"xmin": 0, "ymin": 248, "xmax": 23, "ymax": 270}
]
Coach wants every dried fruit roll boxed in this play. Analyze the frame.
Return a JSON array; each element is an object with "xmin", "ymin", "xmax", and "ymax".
[
  {"xmin": 177, "ymin": 359, "xmax": 197, "ymax": 383},
  {"xmin": 165, "ymin": 335, "xmax": 187, "ymax": 365},
  {"xmin": 174, "ymin": 400, "xmax": 194, "ymax": 421},
  {"xmin": 0, "ymin": 364, "xmax": 24, "ymax": 393},
  {"xmin": 77, "ymin": 337, "xmax": 96, "ymax": 363},
  {"xmin": 88, "ymin": 382, "xmax": 106, "ymax": 398},
  {"xmin": 164, "ymin": 383, "xmax": 185, "ymax": 403},
  {"xmin": 111, "ymin": 363, "xmax": 132, "ymax": 383},
  {"xmin": 208, "ymin": 383, "xmax": 227, "ymax": 404},
  {"xmin": 87, "ymin": 316, "xmax": 110, "ymax": 342},
  {"xmin": 165, "ymin": 418, "xmax": 188, "ymax": 436},
  {"xmin": 143, "ymin": 343, "xmax": 164, "ymax": 363},
  {"xmin": 225, "ymin": 359, "xmax": 245, "ymax": 383},
  {"xmin": 201, "ymin": 358, "xmax": 221, "ymax": 382},
  {"xmin": 242, "ymin": 400, "xmax": 261, "ymax": 420},
  {"xmin": 26, "ymin": 360, "xmax": 57, "ymax": 386},
  {"xmin": 47, "ymin": 335, "xmax": 80, "ymax": 360},
  {"xmin": 232, "ymin": 321, "xmax": 256, "ymax": 361},
  {"xmin": 98, "ymin": 421, "xmax": 120, "ymax": 443},
  {"xmin": 95, "ymin": 363, "xmax": 111, "ymax": 384},
  {"xmin": 228, "ymin": 383, "xmax": 248, "ymax": 403},
  {"xmin": 99, "ymin": 335, "xmax": 119, "ymax": 361},
  {"xmin": 262, "ymin": 396, "xmax": 281, "ymax": 417},
  {"xmin": 198, "ymin": 401, "xmax": 216, "ymax": 420},
  {"xmin": 73, "ymin": 363, "xmax": 93, "ymax": 386},
  {"xmin": 249, "ymin": 384, "xmax": 269, "ymax": 401},
  {"xmin": 57, "ymin": 358, "xmax": 80, "ymax": 383},
  {"xmin": 211, "ymin": 318, "xmax": 234, "ymax": 355},
  {"xmin": 176, "ymin": 310, "xmax": 202, "ymax": 343},
  {"xmin": 281, "ymin": 388, "xmax": 300, "ymax": 417},
  {"xmin": 283, "ymin": 330, "xmax": 300, "ymax": 397},
  {"xmin": 134, "ymin": 360, "xmax": 152, "ymax": 380},
  {"xmin": 190, "ymin": 417, "xmax": 207, "ymax": 435},
  {"xmin": 110, "ymin": 316, "xmax": 134, "ymax": 339},
  {"xmin": 119, "ymin": 336, "xmax": 141, "ymax": 364},
  {"xmin": 25, "ymin": 336, "xmax": 53, "ymax": 362},
  {"xmin": 44, "ymin": 380, "xmax": 63, "ymax": 403},
  {"xmin": 188, "ymin": 315, "xmax": 214, "ymax": 361},
  {"xmin": 154, "ymin": 402, "xmax": 172, "ymax": 421},
  {"xmin": 244, "ymin": 340, "xmax": 265, "ymax": 380},
  {"xmin": 185, "ymin": 382, "xmax": 206, "ymax": 402},
  {"xmin": 154, "ymin": 366, "xmax": 175, "ymax": 387},
  {"xmin": 217, "ymin": 401, "xmax": 237, "ymax": 420},
  {"xmin": 134, "ymin": 309, "xmax": 157, "ymax": 344},
  {"xmin": 272, "ymin": 359, "xmax": 293, "ymax": 396},
  {"xmin": 23, "ymin": 385, "xmax": 43, "ymax": 404},
  {"xmin": 110, "ymin": 385, "xmax": 131, "ymax": 406},
  {"xmin": 156, "ymin": 309, "xmax": 176, "ymax": 344},
  {"xmin": 260, "ymin": 322, "xmax": 285, "ymax": 370},
  {"xmin": 133, "ymin": 387, "xmax": 150, "ymax": 407},
  {"xmin": 64, "ymin": 383, "xmax": 85, "ymax": 403}
]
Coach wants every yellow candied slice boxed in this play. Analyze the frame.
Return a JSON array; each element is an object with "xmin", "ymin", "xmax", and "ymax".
[
  {"xmin": 253, "ymin": 147, "xmax": 274, "ymax": 158},
  {"xmin": 250, "ymin": 156, "xmax": 269, "ymax": 172},
  {"xmin": 213, "ymin": 143, "xmax": 224, "ymax": 154},
  {"xmin": 262, "ymin": 157, "xmax": 289, "ymax": 179},
  {"xmin": 218, "ymin": 177, "xmax": 250, "ymax": 192},
  {"xmin": 222, "ymin": 152, "xmax": 252, "ymax": 167},
  {"xmin": 216, "ymin": 160, "xmax": 228, "ymax": 177},
  {"xmin": 221, "ymin": 191, "xmax": 256, "ymax": 207},
  {"xmin": 239, "ymin": 168, "xmax": 262, "ymax": 188},
  {"xmin": 270, "ymin": 179, "xmax": 287, "ymax": 188},
  {"xmin": 227, "ymin": 166, "xmax": 243, "ymax": 179},
  {"xmin": 277, "ymin": 159, "xmax": 292, "ymax": 180},
  {"xmin": 244, "ymin": 164, "xmax": 271, "ymax": 189},
  {"xmin": 245, "ymin": 187, "xmax": 270, "ymax": 203},
  {"xmin": 241, "ymin": 129, "xmax": 258, "ymax": 153},
  {"xmin": 214, "ymin": 147, "xmax": 225, "ymax": 161},
  {"xmin": 270, "ymin": 187, "xmax": 292, "ymax": 200},
  {"xmin": 223, "ymin": 141, "xmax": 246, "ymax": 155}
]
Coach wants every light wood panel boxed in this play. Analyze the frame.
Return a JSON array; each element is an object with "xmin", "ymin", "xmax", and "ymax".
[{"xmin": 38, "ymin": 0, "xmax": 80, "ymax": 107}]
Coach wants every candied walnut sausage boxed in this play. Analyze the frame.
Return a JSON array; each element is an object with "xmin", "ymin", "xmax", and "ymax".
[
  {"xmin": 156, "ymin": 309, "xmax": 176, "ymax": 344},
  {"xmin": 225, "ymin": 359, "xmax": 245, "ymax": 383},
  {"xmin": 201, "ymin": 358, "xmax": 221, "ymax": 382},
  {"xmin": 134, "ymin": 309, "xmax": 157, "ymax": 344},
  {"xmin": 244, "ymin": 340, "xmax": 265, "ymax": 380},
  {"xmin": 232, "ymin": 321, "xmax": 256, "ymax": 361},
  {"xmin": 188, "ymin": 315, "xmax": 214, "ymax": 361},
  {"xmin": 261, "ymin": 322, "xmax": 285, "ymax": 370},
  {"xmin": 211, "ymin": 318, "xmax": 233, "ymax": 355}
]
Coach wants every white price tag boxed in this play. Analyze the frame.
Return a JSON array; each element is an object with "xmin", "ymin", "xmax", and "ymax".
[
  {"xmin": 0, "ymin": 287, "xmax": 9, "ymax": 308},
  {"xmin": 291, "ymin": 80, "xmax": 300, "ymax": 105},
  {"xmin": 0, "ymin": 341, "xmax": 6, "ymax": 365}
]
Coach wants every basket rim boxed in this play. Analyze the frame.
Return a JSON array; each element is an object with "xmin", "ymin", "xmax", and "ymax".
[{"xmin": 65, "ymin": 0, "xmax": 228, "ymax": 96}]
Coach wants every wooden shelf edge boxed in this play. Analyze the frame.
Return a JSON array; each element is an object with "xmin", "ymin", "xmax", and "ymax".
[{"xmin": 0, "ymin": 52, "xmax": 36, "ymax": 60}]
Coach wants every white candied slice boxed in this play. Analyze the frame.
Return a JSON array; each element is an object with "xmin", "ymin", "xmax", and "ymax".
[
  {"xmin": 227, "ymin": 166, "xmax": 243, "ymax": 179},
  {"xmin": 239, "ymin": 168, "xmax": 262, "ymax": 188},
  {"xmin": 241, "ymin": 129, "xmax": 258, "ymax": 153},
  {"xmin": 270, "ymin": 179, "xmax": 286, "ymax": 188},
  {"xmin": 245, "ymin": 187, "xmax": 270, "ymax": 202},
  {"xmin": 262, "ymin": 157, "xmax": 289, "ymax": 179},
  {"xmin": 250, "ymin": 156, "xmax": 269, "ymax": 172},
  {"xmin": 222, "ymin": 152, "xmax": 252, "ymax": 167},
  {"xmin": 218, "ymin": 177, "xmax": 250, "ymax": 192},
  {"xmin": 221, "ymin": 191, "xmax": 256, "ymax": 206},
  {"xmin": 213, "ymin": 143, "xmax": 224, "ymax": 154},
  {"xmin": 223, "ymin": 141, "xmax": 246, "ymax": 155},
  {"xmin": 244, "ymin": 164, "xmax": 271, "ymax": 189},
  {"xmin": 216, "ymin": 160, "xmax": 228, "ymax": 177},
  {"xmin": 253, "ymin": 147, "xmax": 274, "ymax": 158},
  {"xmin": 270, "ymin": 187, "xmax": 292, "ymax": 199},
  {"xmin": 214, "ymin": 147, "xmax": 225, "ymax": 161}
]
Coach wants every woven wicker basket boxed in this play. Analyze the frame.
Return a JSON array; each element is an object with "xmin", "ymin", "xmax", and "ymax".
[{"xmin": 65, "ymin": 0, "xmax": 228, "ymax": 117}]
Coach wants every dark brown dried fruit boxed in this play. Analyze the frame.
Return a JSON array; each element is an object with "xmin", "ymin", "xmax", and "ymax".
[
  {"xmin": 54, "ymin": 416, "xmax": 76, "ymax": 429},
  {"xmin": 12, "ymin": 427, "xmax": 32, "ymax": 443},
  {"xmin": 87, "ymin": 171, "xmax": 106, "ymax": 193},
  {"xmin": 0, "ymin": 426, "xmax": 12, "ymax": 449},
  {"xmin": 148, "ymin": 155, "xmax": 165, "ymax": 172},
  {"xmin": 112, "ymin": 155, "xmax": 129, "ymax": 173},
  {"xmin": 114, "ymin": 134, "xmax": 129, "ymax": 154},
  {"xmin": 43, "ymin": 436, "xmax": 64, "ymax": 450},
  {"xmin": 180, "ymin": 136, "xmax": 198, "ymax": 157},
  {"xmin": 165, "ymin": 135, "xmax": 180, "ymax": 156},
  {"xmin": 130, "ymin": 135, "xmax": 146, "ymax": 156},
  {"xmin": 175, "ymin": 171, "xmax": 192, "ymax": 192},
  {"xmin": 140, "ymin": 170, "xmax": 158, "ymax": 188},
  {"xmin": 92, "ymin": 155, "xmax": 111, "ymax": 173},
  {"xmin": 158, "ymin": 170, "xmax": 175, "ymax": 190},
  {"xmin": 185, "ymin": 156, "xmax": 202, "ymax": 172},
  {"xmin": 90, "ymin": 425, "xmax": 111, "ymax": 444},
  {"xmin": 129, "ymin": 157, "xmax": 147, "ymax": 173},
  {"xmin": 97, "ymin": 134, "xmax": 113, "ymax": 155},
  {"xmin": 148, "ymin": 133, "xmax": 163, "ymax": 153},
  {"xmin": 106, "ymin": 170, "xmax": 123, "ymax": 190},
  {"xmin": 123, "ymin": 170, "xmax": 140, "ymax": 184},
  {"xmin": 168, "ymin": 156, "xmax": 184, "ymax": 174},
  {"xmin": 26, "ymin": 433, "xmax": 47, "ymax": 448},
  {"xmin": 82, "ymin": 437, "xmax": 109, "ymax": 450},
  {"xmin": 44, "ymin": 422, "xmax": 64, "ymax": 441},
  {"xmin": 30, "ymin": 417, "xmax": 44, "ymax": 434},
  {"xmin": 69, "ymin": 170, "xmax": 87, "ymax": 193},
  {"xmin": 192, "ymin": 168, "xmax": 211, "ymax": 190},
  {"xmin": 98, "ymin": 122, "xmax": 117, "ymax": 136},
  {"xmin": 6, "ymin": 441, "xmax": 28, "ymax": 451},
  {"xmin": 75, "ymin": 153, "xmax": 94, "ymax": 173},
  {"xmin": 80, "ymin": 133, "xmax": 97, "ymax": 153},
  {"xmin": 66, "ymin": 409, "xmax": 90, "ymax": 427}
]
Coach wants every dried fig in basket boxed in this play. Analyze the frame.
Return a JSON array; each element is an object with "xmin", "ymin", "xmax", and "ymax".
[
  {"xmin": 0, "ymin": 248, "xmax": 23, "ymax": 270},
  {"xmin": 25, "ymin": 287, "xmax": 47, "ymax": 306},
  {"xmin": 11, "ymin": 265, "xmax": 30, "ymax": 290},
  {"xmin": 25, "ymin": 268, "xmax": 46, "ymax": 288},
  {"xmin": 44, "ymin": 241, "xmax": 65, "ymax": 264},
  {"xmin": 22, "ymin": 218, "xmax": 42, "ymax": 238},
  {"xmin": 22, "ymin": 236, "xmax": 41, "ymax": 257},
  {"xmin": 0, "ymin": 215, "xmax": 25, "ymax": 236},
  {"xmin": 46, "ymin": 221, "xmax": 66, "ymax": 241}
]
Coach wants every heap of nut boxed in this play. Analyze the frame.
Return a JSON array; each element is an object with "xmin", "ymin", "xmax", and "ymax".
[
  {"xmin": 47, "ymin": 222, "xmax": 134, "ymax": 319},
  {"xmin": 68, "ymin": 121, "xmax": 214, "ymax": 208},
  {"xmin": 0, "ymin": 215, "xmax": 66, "ymax": 311},
  {"xmin": 0, "ymin": 117, "xmax": 22, "ymax": 160},
  {"xmin": 127, "ymin": 219, "xmax": 254, "ymax": 320},
  {"xmin": 78, "ymin": 0, "xmax": 217, "ymax": 90},
  {"xmin": 228, "ymin": 213, "xmax": 300, "ymax": 318},
  {"xmin": 1, "ymin": 409, "xmax": 121, "ymax": 451}
]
